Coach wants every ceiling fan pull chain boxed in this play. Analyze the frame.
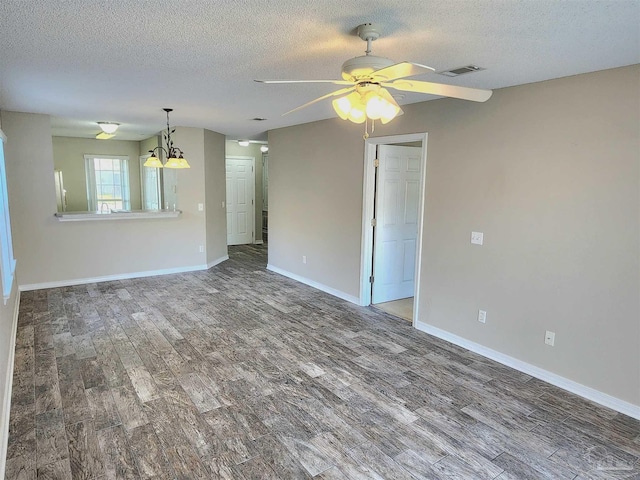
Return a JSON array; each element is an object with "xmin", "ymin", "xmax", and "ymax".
[{"xmin": 363, "ymin": 118, "xmax": 369, "ymax": 140}]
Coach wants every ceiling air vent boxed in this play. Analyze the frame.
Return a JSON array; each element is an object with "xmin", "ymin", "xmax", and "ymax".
[
  {"xmin": 252, "ymin": 117, "xmax": 267, "ymax": 121},
  {"xmin": 437, "ymin": 65, "xmax": 485, "ymax": 77}
]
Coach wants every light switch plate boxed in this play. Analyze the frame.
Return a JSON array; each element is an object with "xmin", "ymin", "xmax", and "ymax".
[
  {"xmin": 198, "ymin": 203, "xmax": 204, "ymax": 211},
  {"xmin": 471, "ymin": 231, "xmax": 484, "ymax": 245}
]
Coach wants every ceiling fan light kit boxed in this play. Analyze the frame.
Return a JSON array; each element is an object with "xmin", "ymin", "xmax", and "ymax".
[
  {"xmin": 256, "ymin": 23, "xmax": 493, "ymax": 137},
  {"xmin": 143, "ymin": 108, "xmax": 190, "ymax": 169},
  {"xmin": 332, "ymin": 84, "xmax": 402, "ymax": 125}
]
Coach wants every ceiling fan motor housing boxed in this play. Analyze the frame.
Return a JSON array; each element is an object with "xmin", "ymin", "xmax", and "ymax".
[{"xmin": 341, "ymin": 55, "xmax": 395, "ymax": 81}]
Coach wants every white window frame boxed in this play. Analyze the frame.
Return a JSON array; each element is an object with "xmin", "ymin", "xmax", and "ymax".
[
  {"xmin": 0, "ymin": 129, "xmax": 17, "ymax": 304},
  {"xmin": 84, "ymin": 154, "xmax": 131, "ymax": 211}
]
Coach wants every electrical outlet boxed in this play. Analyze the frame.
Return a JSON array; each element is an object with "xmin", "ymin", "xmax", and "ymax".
[
  {"xmin": 471, "ymin": 231, "xmax": 484, "ymax": 245},
  {"xmin": 545, "ymin": 330, "xmax": 555, "ymax": 346},
  {"xmin": 198, "ymin": 203, "xmax": 204, "ymax": 211},
  {"xmin": 302, "ymin": 255, "xmax": 307, "ymax": 264},
  {"xmin": 478, "ymin": 310, "xmax": 487, "ymax": 323}
]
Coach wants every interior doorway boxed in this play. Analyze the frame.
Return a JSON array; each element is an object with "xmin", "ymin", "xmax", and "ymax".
[
  {"xmin": 360, "ymin": 133, "xmax": 428, "ymax": 327},
  {"xmin": 226, "ymin": 156, "xmax": 255, "ymax": 245}
]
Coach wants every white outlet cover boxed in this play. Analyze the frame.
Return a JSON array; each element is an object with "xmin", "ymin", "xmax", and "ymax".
[
  {"xmin": 478, "ymin": 310, "xmax": 487, "ymax": 323},
  {"xmin": 471, "ymin": 232, "xmax": 484, "ymax": 245},
  {"xmin": 545, "ymin": 330, "xmax": 556, "ymax": 346},
  {"xmin": 198, "ymin": 203, "xmax": 204, "ymax": 211}
]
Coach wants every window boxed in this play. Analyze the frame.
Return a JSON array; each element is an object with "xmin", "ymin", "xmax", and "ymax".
[
  {"xmin": 0, "ymin": 129, "xmax": 17, "ymax": 303},
  {"xmin": 84, "ymin": 155, "xmax": 130, "ymax": 211}
]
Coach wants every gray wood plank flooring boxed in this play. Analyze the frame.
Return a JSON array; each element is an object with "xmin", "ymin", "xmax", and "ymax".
[{"xmin": 6, "ymin": 244, "xmax": 640, "ymax": 479}]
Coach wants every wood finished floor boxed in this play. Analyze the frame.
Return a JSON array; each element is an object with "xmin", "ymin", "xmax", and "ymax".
[{"xmin": 6, "ymin": 244, "xmax": 640, "ymax": 479}]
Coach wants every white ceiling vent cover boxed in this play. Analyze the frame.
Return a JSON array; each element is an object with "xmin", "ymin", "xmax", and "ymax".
[{"xmin": 437, "ymin": 65, "xmax": 485, "ymax": 77}]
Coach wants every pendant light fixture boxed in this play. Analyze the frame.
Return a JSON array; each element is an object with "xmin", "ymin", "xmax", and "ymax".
[{"xmin": 143, "ymin": 108, "xmax": 190, "ymax": 169}]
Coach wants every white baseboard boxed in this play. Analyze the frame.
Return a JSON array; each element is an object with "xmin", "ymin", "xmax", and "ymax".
[
  {"xmin": 19, "ymin": 264, "xmax": 210, "ymax": 291},
  {"xmin": 266, "ymin": 264, "xmax": 360, "ymax": 305},
  {"xmin": 254, "ymin": 240, "xmax": 264, "ymax": 245},
  {"xmin": 415, "ymin": 321, "xmax": 640, "ymax": 420},
  {"xmin": 207, "ymin": 255, "xmax": 229, "ymax": 269},
  {"xmin": 0, "ymin": 289, "xmax": 20, "ymax": 479}
]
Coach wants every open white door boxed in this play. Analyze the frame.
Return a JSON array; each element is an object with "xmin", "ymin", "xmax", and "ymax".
[
  {"xmin": 372, "ymin": 145, "xmax": 422, "ymax": 304},
  {"xmin": 226, "ymin": 157, "xmax": 255, "ymax": 245}
]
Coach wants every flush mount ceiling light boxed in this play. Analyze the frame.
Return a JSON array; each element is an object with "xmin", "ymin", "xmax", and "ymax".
[
  {"xmin": 97, "ymin": 122, "xmax": 119, "ymax": 134},
  {"xmin": 260, "ymin": 145, "xmax": 269, "ymax": 153},
  {"xmin": 238, "ymin": 140, "xmax": 250, "ymax": 147},
  {"xmin": 143, "ymin": 108, "xmax": 190, "ymax": 169}
]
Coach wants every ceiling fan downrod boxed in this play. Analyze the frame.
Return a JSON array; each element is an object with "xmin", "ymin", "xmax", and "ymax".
[{"xmin": 357, "ymin": 23, "xmax": 381, "ymax": 56}]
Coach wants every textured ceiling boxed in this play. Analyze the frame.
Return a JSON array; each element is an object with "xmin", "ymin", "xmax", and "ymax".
[{"xmin": 0, "ymin": 0, "xmax": 638, "ymax": 141}]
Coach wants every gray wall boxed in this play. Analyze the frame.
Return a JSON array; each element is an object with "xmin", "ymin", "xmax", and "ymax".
[
  {"xmin": 52, "ymin": 136, "xmax": 143, "ymax": 212},
  {"xmin": 225, "ymin": 141, "xmax": 265, "ymax": 242},
  {"xmin": 0, "ymin": 111, "xmax": 228, "ymax": 288},
  {"xmin": 205, "ymin": 130, "xmax": 228, "ymax": 264},
  {"xmin": 267, "ymin": 65, "xmax": 640, "ymax": 407},
  {"xmin": 268, "ymin": 121, "xmax": 365, "ymax": 295}
]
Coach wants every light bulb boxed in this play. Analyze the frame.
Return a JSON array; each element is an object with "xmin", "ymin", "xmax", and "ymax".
[
  {"xmin": 348, "ymin": 106, "xmax": 367, "ymax": 124},
  {"xmin": 332, "ymin": 96, "xmax": 353, "ymax": 120},
  {"xmin": 377, "ymin": 88, "xmax": 402, "ymax": 124},
  {"xmin": 365, "ymin": 94, "xmax": 387, "ymax": 120}
]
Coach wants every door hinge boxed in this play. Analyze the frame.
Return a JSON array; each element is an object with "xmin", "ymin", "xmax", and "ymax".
[
  {"xmin": 374, "ymin": 158, "xmax": 380, "ymax": 168},
  {"xmin": 371, "ymin": 218, "xmax": 377, "ymax": 227},
  {"xmin": 369, "ymin": 275, "xmax": 374, "ymax": 283}
]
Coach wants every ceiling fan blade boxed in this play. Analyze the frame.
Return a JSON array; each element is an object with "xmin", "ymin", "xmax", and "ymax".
[
  {"xmin": 383, "ymin": 79, "xmax": 493, "ymax": 102},
  {"xmin": 371, "ymin": 62, "xmax": 435, "ymax": 82},
  {"xmin": 282, "ymin": 86, "xmax": 356, "ymax": 116},
  {"xmin": 255, "ymin": 79, "xmax": 355, "ymax": 86}
]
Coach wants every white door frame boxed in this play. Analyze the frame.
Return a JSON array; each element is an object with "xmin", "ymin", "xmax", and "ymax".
[
  {"xmin": 359, "ymin": 133, "xmax": 429, "ymax": 327},
  {"xmin": 226, "ymin": 155, "xmax": 256, "ymax": 245}
]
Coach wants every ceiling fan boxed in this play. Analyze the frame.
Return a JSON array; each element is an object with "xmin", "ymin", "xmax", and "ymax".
[{"xmin": 256, "ymin": 24, "xmax": 493, "ymax": 126}]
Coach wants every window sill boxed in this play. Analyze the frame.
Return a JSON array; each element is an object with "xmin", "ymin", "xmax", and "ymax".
[{"xmin": 54, "ymin": 210, "xmax": 182, "ymax": 222}]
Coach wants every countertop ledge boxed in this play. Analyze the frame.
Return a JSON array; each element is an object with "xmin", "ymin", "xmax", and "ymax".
[{"xmin": 55, "ymin": 210, "xmax": 182, "ymax": 221}]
